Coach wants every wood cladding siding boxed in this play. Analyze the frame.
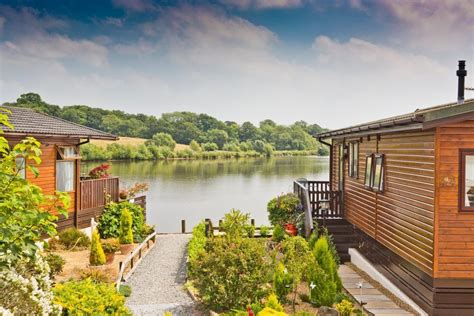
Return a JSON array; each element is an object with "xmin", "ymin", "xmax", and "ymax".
[
  {"xmin": 334, "ymin": 131, "xmax": 436, "ymax": 275},
  {"xmin": 436, "ymin": 119, "xmax": 474, "ymax": 279}
]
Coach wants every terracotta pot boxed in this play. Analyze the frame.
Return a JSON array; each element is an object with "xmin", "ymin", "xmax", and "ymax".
[
  {"xmin": 120, "ymin": 244, "xmax": 134, "ymax": 255},
  {"xmin": 105, "ymin": 252, "xmax": 115, "ymax": 264},
  {"xmin": 284, "ymin": 223, "xmax": 298, "ymax": 236}
]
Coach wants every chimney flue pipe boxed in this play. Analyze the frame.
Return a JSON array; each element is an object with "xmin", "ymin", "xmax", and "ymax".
[{"xmin": 457, "ymin": 60, "xmax": 467, "ymax": 104}]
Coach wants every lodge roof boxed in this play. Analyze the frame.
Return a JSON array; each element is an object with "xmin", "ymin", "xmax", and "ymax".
[
  {"xmin": 318, "ymin": 98, "xmax": 474, "ymax": 140},
  {"xmin": 1, "ymin": 106, "xmax": 118, "ymax": 140}
]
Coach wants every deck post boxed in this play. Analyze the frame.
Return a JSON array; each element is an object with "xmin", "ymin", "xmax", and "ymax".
[
  {"xmin": 251, "ymin": 219, "xmax": 255, "ymax": 226},
  {"xmin": 181, "ymin": 219, "xmax": 186, "ymax": 233}
]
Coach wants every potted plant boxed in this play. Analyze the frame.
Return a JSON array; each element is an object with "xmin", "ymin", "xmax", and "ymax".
[
  {"xmin": 89, "ymin": 163, "xmax": 110, "ymax": 179},
  {"xmin": 119, "ymin": 189, "xmax": 129, "ymax": 200},
  {"xmin": 284, "ymin": 223, "xmax": 298, "ymax": 236},
  {"xmin": 119, "ymin": 208, "xmax": 134, "ymax": 254},
  {"xmin": 101, "ymin": 239, "xmax": 120, "ymax": 264}
]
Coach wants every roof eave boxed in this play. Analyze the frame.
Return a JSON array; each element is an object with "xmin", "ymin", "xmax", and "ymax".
[{"xmin": 3, "ymin": 131, "xmax": 118, "ymax": 141}]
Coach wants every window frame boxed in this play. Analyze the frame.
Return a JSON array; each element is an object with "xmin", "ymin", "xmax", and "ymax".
[
  {"xmin": 56, "ymin": 145, "xmax": 79, "ymax": 193},
  {"xmin": 15, "ymin": 156, "xmax": 26, "ymax": 179},
  {"xmin": 459, "ymin": 149, "xmax": 474, "ymax": 212},
  {"xmin": 348, "ymin": 142, "xmax": 359, "ymax": 178},
  {"xmin": 372, "ymin": 154, "xmax": 385, "ymax": 192},
  {"xmin": 364, "ymin": 154, "xmax": 373, "ymax": 188}
]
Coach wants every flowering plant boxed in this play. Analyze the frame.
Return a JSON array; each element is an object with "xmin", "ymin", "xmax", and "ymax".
[
  {"xmin": 127, "ymin": 182, "xmax": 149, "ymax": 198},
  {"xmin": 89, "ymin": 163, "xmax": 110, "ymax": 179}
]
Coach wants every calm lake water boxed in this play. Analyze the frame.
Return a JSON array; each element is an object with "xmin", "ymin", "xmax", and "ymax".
[{"xmin": 83, "ymin": 156, "xmax": 329, "ymax": 233}]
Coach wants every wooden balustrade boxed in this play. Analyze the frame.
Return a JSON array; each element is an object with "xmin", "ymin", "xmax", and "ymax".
[{"xmin": 80, "ymin": 177, "xmax": 119, "ymax": 210}]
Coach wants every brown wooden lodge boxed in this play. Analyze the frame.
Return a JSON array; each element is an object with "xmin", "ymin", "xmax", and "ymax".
[
  {"xmin": 294, "ymin": 61, "xmax": 474, "ymax": 315},
  {"xmin": 1, "ymin": 106, "xmax": 144, "ymax": 231}
]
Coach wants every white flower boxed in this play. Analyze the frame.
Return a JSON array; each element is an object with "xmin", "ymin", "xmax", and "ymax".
[
  {"xmin": 357, "ymin": 281, "xmax": 363, "ymax": 289},
  {"xmin": 310, "ymin": 282, "xmax": 316, "ymax": 290}
]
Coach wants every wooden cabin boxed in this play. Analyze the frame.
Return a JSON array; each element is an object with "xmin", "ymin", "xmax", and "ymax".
[
  {"xmin": 295, "ymin": 63, "xmax": 474, "ymax": 315},
  {"xmin": 1, "ymin": 106, "xmax": 124, "ymax": 231}
]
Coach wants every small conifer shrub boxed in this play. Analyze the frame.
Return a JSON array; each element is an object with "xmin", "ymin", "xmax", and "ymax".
[
  {"xmin": 89, "ymin": 230, "xmax": 106, "ymax": 266},
  {"xmin": 119, "ymin": 208, "xmax": 134, "ymax": 244}
]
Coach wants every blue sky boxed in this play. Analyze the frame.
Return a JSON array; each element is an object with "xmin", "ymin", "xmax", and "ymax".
[{"xmin": 1, "ymin": 0, "xmax": 473, "ymax": 128}]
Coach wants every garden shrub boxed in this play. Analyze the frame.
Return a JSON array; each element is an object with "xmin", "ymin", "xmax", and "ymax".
[
  {"xmin": 119, "ymin": 208, "xmax": 134, "ymax": 244},
  {"xmin": 101, "ymin": 238, "xmax": 120, "ymax": 254},
  {"xmin": 245, "ymin": 224, "xmax": 256, "ymax": 238},
  {"xmin": 267, "ymin": 193, "xmax": 300, "ymax": 226},
  {"xmin": 44, "ymin": 253, "xmax": 65, "ymax": 278},
  {"xmin": 142, "ymin": 223, "xmax": 156, "ymax": 236},
  {"xmin": 272, "ymin": 224, "xmax": 286, "ymax": 242},
  {"xmin": 265, "ymin": 294, "xmax": 284, "ymax": 312},
  {"xmin": 335, "ymin": 299, "xmax": 354, "ymax": 316},
  {"xmin": 308, "ymin": 231, "xmax": 318, "ymax": 250},
  {"xmin": 58, "ymin": 227, "xmax": 90, "ymax": 249},
  {"xmin": 334, "ymin": 292, "xmax": 352, "ymax": 304},
  {"xmin": 189, "ymin": 140, "xmax": 201, "ymax": 151},
  {"xmin": 90, "ymin": 230, "xmax": 106, "ymax": 265},
  {"xmin": 192, "ymin": 237, "xmax": 271, "ymax": 312},
  {"xmin": 273, "ymin": 262, "xmax": 293, "ymax": 302},
  {"xmin": 80, "ymin": 268, "xmax": 111, "ymax": 283},
  {"xmin": 53, "ymin": 279, "xmax": 131, "ymax": 315},
  {"xmin": 187, "ymin": 221, "xmax": 207, "ymax": 276},
  {"xmin": 119, "ymin": 285, "xmax": 132, "ymax": 297},
  {"xmin": 312, "ymin": 236, "xmax": 342, "ymax": 292},
  {"xmin": 220, "ymin": 209, "xmax": 250, "ymax": 239},
  {"xmin": 307, "ymin": 263, "xmax": 337, "ymax": 307},
  {"xmin": 98, "ymin": 202, "xmax": 144, "ymax": 241},
  {"xmin": 260, "ymin": 225, "xmax": 270, "ymax": 237},
  {"xmin": 281, "ymin": 236, "xmax": 311, "ymax": 280},
  {"xmin": 257, "ymin": 307, "xmax": 288, "ymax": 316}
]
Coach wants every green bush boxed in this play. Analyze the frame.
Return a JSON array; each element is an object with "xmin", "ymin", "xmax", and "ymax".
[
  {"xmin": 192, "ymin": 237, "xmax": 271, "ymax": 312},
  {"xmin": 58, "ymin": 228, "xmax": 90, "ymax": 250},
  {"xmin": 101, "ymin": 238, "xmax": 120, "ymax": 254},
  {"xmin": 313, "ymin": 236, "xmax": 342, "ymax": 292},
  {"xmin": 267, "ymin": 193, "xmax": 300, "ymax": 226},
  {"xmin": 308, "ymin": 231, "xmax": 318, "ymax": 250},
  {"xmin": 188, "ymin": 221, "xmax": 207, "ymax": 276},
  {"xmin": 220, "ymin": 209, "xmax": 250, "ymax": 239},
  {"xmin": 335, "ymin": 299, "xmax": 354, "ymax": 316},
  {"xmin": 202, "ymin": 142, "xmax": 219, "ymax": 151},
  {"xmin": 119, "ymin": 208, "xmax": 134, "ymax": 244},
  {"xmin": 189, "ymin": 140, "xmax": 201, "ymax": 151},
  {"xmin": 147, "ymin": 132, "xmax": 176, "ymax": 150},
  {"xmin": 98, "ymin": 202, "xmax": 144, "ymax": 241},
  {"xmin": 80, "ymin": 268, "xmax": 111, "ymax": 283},
  {"xmin": 282, "ymin": 236, "xmax": 311, "ymax": 281},
  {"xmin": 53, "ymin": 279, "xmax": 131, "ymax": 315},
  {"xmin": 44, "ymin": 253, "xmax": 65, "ymax": 278},
  {"xmin": 265, "ymin": 293, "xmax": 284, "ymax": 312},
  {"xmin": 273, "ymin": 262, "xmax": 293, "ymax": 302},
  {"xmin": 260, "ymin": 226, "xmax": 270, "ymax": 237},
  {"xmin": 272, "ymin": 224, "xmax": 286, "ymax": 242},
  {"xmin": 90, "ymin": 230, "xmax": 106, "ymax": 266},
  {"xmin": 119, "ymin": 285, "xmax": 132, "ymax": 297},
  {"xmin": 307, "ymin": 263, "xmax": 337, "ymax": 307},
  {"xmin": 244, "ymin": 224, "xmax": 255, "ymax": 238}
]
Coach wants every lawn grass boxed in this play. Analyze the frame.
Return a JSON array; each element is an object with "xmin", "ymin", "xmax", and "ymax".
[{"xmin": 91, "ymin": 137, "xmax": 190, "ymax": 151}]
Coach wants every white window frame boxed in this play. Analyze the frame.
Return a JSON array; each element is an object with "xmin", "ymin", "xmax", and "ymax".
[{"xmin": 56, "ymin": 146, "xmax": 79, "ymax": 192}]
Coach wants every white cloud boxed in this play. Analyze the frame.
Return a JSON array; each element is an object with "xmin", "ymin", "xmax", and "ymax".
[
  {"xmin": 219, "ymin": 0, "xmax": 305, "ymax": 10},
  {"xmin": 111, "ymin": 0, "xmax": 156, "ymax": 12},
  {"xmin": 114, "ymin": 38, "xmax": 156, "ymax": 56}
]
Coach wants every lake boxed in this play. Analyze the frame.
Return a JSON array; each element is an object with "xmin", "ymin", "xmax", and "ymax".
[{"xmin": 83, "ymin": 156, "xmax": 329, "ymax": 233}]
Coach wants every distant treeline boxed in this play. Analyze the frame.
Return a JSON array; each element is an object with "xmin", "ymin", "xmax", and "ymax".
[{"xmin": 5, "ymin": 93, "xmax": 329, "ymax": 156}]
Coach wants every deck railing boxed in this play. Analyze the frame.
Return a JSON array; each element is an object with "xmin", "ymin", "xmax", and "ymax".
[
  {"xmin": 293, "ymin": 179, "xmax": 343, "ymax": 224},
  {"xmin": 293, "ymin": 180, "xmax": 314, "ymax": 238},
  {"xmin": 80, "ymin": 177, "xmax": 120, "ymax": 210}
]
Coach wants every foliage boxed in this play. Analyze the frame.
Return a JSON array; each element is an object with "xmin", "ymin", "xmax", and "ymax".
[
  {"xmin": 189, "ymin": 140, "xmax": 201, "ymax": 151},
  {"xmin": 101, "ymin": 238, "xmax": 120, "ymax": 254},
  {"xmin": 220, "ymin": 209, "xmax": 250, "ymax": 239},
  {"xmin": 90, "ymin": 230, "xmax": 106, "ymax": 266},
  {"xmin": 142, "ymin": 223, "xmax": 155, "ymax": 236},
  {"xmin": 147, "ymin": 132, "xmax": 176, "ymax": 150},
  {"xmin": 335, "ymin": 299, "xmax": 354, "ymax": 316},
  {"xmin": 260, "ymin": 226, "xmax": 270, "ymax": 237},
  {"xmin": 244, "ymin": 224, "xmax": 256, "ymax": 238},
  {"xmin": 273, "ymin": 262, "xmax": 293, "ymax": 302},
  {"xmin": 79, "ymin": 268, "xmax": 111, "ymax": 283},
  {"xmin": 320, "ymin": 227, "xmax": 340, "ymax": 266},
  {"xmin": 119, "ymin": 285, "xmax": 132, "ymax": 297},
  {"xmin": 192, "ymin": 237, "xmax": 271, "ymax": 312},
  {"xmin": 58, "ymin": 228, "xmax": 90, "ymax": 250},
  {"xmin": 281, "ymin": 236, "xmax": 311, "ymax": 281},
  {"xmin": 308, "ymin": 231, "xmax": 318, "ymax": 250},
  {"xmin": 312, "ymin": 236, "xmax": 342, "ymax": 292},
  {"xmin": 98, "ymin": 202, "xmax": 144, "ymax": 241},
  {"xmin": 44, "ymin": 253, "xmax": 65, "ymax": 278},
  {"xmin": 187, "ymin": 221, "xmax": 207, "ymax": 276},
  {"xmin": 272, "ymin": 225, "xmax": 286, "ymax": 242},
  {"xmin": 0, "ymin": 253, "xmax": 61, "ymax": 315},
  {"xmin": 119, "ymin": 208, "xmax": 134, "ymax": 244},
  {"xmin": 267, "ymin": 193, "xmax": 300, "ymax": 226},
  {"xmin": 125, "ymin": 182, "xmax": 149, "ymax": 198},
  {"xmin": 202, "ymin": 142, "xmax": 219, "ymax": 151},
  {"xmin": 307, "ymin": 263, "xmax": 337, "ymax": 307},
  {"xmin": 88, "ymin": 163, "xmax": 110, "ymax": 179},
  {"xmin": 265, "ymin": 294, "xmax": 284, "ymax": 312},
  {"xmin": 257, "ymin": 307, "xmax": 288, "ymax": 316},
  {"xmin": 334, "ymin": 292, "xmax": 352, "ymax": 304},
  {"xmin": 53, "ymin": 279, "xmax": 131, "ymax": 315},
  {"xmin": 0, "ymin": 112, "xmax": 70, "ymax": 263}
]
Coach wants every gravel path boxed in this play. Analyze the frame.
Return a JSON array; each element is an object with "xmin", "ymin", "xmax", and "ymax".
[{"xmin": 125, "ymin": 234, "xmax": 200, "ymax": 316}]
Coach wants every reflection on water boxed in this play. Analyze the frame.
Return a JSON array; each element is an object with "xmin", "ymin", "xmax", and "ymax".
[{"xmin": 83, "ymin": 156, "xmax": 329, "ymax": 233}]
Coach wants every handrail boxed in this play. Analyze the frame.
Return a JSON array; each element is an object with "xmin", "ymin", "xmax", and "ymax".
[
  {"xmin": 115, "ymin": 231, "xmax": 157, "ymax": 291},
  {"xmin": 293, "ymin": 180, "xmax": 314, "ymax": 238}
]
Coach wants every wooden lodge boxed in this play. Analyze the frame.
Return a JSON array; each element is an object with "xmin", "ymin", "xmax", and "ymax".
[
  {"xmin": 295, "ymin": 61, "xmax": 474, "ymax": 315},
  {"xmin": 1, "ymin": 106, "xmax": 138, "ymax": 231}
]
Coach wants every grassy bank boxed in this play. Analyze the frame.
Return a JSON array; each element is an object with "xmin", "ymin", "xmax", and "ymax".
[{"xmin": 81, "ymin": 141, "xmax": 319, "ymax": 162}]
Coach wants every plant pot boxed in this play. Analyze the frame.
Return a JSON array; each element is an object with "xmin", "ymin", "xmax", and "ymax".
[
  {"xmin": 120, "ymin": 244, "xmax": 134, "ymax": 255},
  {"xmin": 284, "ymin": 223, "xmax": 297, "ymax": 236},
  {"xmin": 105, "ymin": 252, "xmax": 115, "ymax": 264}
]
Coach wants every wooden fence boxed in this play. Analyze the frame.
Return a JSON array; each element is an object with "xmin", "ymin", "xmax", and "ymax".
[{"xmin": 80, "ymin": 177, "xmax": 119, "ymax": 210}]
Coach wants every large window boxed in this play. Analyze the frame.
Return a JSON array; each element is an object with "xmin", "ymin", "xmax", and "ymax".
[
  {"xmin": 460, "ymin": 149, "xmax": 474, "ymax": 211},
  {"xmin": 56, "ymin": 146, "xmax": 79, "ymax": 192},
  {"xmin": 364, "ymin": 153, "xmax": 384, "ymax": 192},
  {"xmin": 15, "ymin": 157, "xmax": 26, "ymax": 179},
  {"xmin": 348, "ymin": 142, "xmax": 359, "ymax": 178}
]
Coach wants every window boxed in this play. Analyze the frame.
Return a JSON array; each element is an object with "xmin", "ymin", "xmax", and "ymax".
[
  {"xmin": 348, "ymin": 142, "xmax": 359, "ymax": 178},
  {"xmin": 364, "ymin": 153, "xmax": 385, "ymax": 191},
  {"xmin": 460, "ymin": 149, "xmax": 474, "ymax": 211},
  {"xmin": 56, "ymin": 146, "xmax": 79, "ymax": 192},
  {"xmin": 15, "ymin": 157, "xmax": 26, "ymax": 179}
]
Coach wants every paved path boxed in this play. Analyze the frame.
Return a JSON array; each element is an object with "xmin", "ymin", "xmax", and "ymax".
[
  {"xmin": 125, "ymin": 234, "xmax": 199, "ymax": 316},
  {"xmin": 339, "ymin": 265, "xmax": 415, "ymax": 316}
]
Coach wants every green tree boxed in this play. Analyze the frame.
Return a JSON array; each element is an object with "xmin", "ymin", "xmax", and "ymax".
[
  {"xmin": 206, "ymin": 129, "xmax": 229, "ymax": 149},
  {"xmin": 148, "ymin": 132, "xmax": 176, "ymax": 150},
  {"xmin": 239, "ymin": 121, "xmax": 258, "ymax": 141}
]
